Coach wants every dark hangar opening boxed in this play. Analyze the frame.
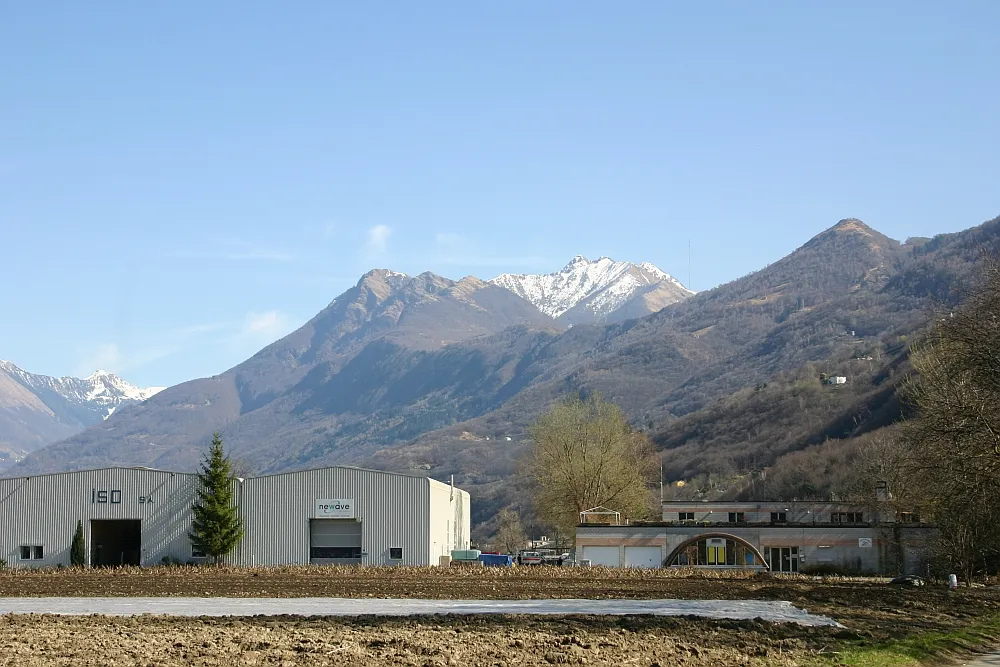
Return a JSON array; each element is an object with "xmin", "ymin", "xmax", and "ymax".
[{"xmin": 90, "ymin": 519, "xmax": 141, "ymax": 567}]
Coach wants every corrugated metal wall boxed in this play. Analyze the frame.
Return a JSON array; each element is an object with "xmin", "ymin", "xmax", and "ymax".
[
  {"xmin": 0, "ymin": 468, "xmax": 199, "ymax": 568},
  {"xmin": 235, "ymin": 467, "xmax": 434, "ymax": 566},
  {"xmin": 2, "ymin": 466, "xmax": 468, "ymax": 568}
]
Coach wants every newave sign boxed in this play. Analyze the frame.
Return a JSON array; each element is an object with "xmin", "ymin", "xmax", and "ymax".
[{"xmin": 315, "ymin": 498, "xmax": 355, "ymax": 519}]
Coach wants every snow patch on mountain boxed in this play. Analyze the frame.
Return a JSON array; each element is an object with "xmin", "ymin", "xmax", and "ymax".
[
  {"xmin": 0, "ymin": 361, "xmax": 164, "ymax": 420},
  {"xmin": 491, "ymin": 256, "xmax": 693, "ymax": 320}
]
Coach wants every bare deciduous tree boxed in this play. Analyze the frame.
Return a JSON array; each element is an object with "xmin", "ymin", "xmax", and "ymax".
[
  {"xmin": 526, "ymin": 394, "xmax": 659, "ymax": 539},
  {"xmin": 492, "ymin": 507, "xmax": 527, "ymax": 555},
  {"xmin": 842, "ymin": 429, "xmax": 916, "ymax": 516},
  {"xmin": 904, "ymin": 255, "xmax": 1000, "ymax": 581}
]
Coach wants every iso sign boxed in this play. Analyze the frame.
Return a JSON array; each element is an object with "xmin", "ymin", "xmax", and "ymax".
[
  {"xmin": 858, "ymin": 538, "xmax": 873, "ymax": 548},
  {"xmin": 316, "ymin": 498, "xmax": 354, "ymax": 519}
]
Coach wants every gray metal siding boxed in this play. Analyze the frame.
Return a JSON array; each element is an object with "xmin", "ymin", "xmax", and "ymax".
[
  {"xmin": 2, "ymin": 466, "xmax": 467, "ymax": 568},
  {"xmin": 235, "ymin": 468, "xmax": 433, "ymax": 566},
  {"xmin": 0, "ymin": 468, "xmax": 200, "ymax": 567}
]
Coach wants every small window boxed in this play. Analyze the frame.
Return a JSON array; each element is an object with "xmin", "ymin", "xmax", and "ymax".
[
  {"xmin": 728, "ymin": 512, "xmax": 746, "ymax": 523},
  {"xmin": 678, "ymin": 512, "xmax": 695, "ymax": 521},
  {"xmin": 20, "ymin": 545, "xmax": 43, "ymax": 560},
  {"xmin": 389, "ymin": 547, "xmax": 403, "ymax": 560},
  {"xmin": 899, "ymin": 512, "xmax": 920, "ymax": 523},
  {"xmin": 833, "ymin": 512, "xmax": 864, "ymax": 523},
  {"xmin": 770, "ymin": 512, "xmax": 787, "ymax": 523},
  {"xmin": 310, "ymin": 546, "xmax": 362, "ymax": 559},
  {"xmin": 191, "ymin": 546, "xmax": 207, "ymax": 558}
]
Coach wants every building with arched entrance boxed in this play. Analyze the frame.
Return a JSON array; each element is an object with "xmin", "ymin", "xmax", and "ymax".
[{"xmin": 576, "ymin": 501, "xmax": 933, "ymax": 574}]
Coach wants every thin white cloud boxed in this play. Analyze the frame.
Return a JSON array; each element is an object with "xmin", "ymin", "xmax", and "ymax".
[
  {"xmin": 250, "ymin": 273, "xmax": 354, "ymax": 288},
  {"xmin": 243, "ymin": 311, "xmax": 290, "ymax": 336},
  {"xmin": 236, "ymin": 311, "xmax": 296, "ymax": 349},
  {"xmin": 176, "ymin": 322, "xmax": 230, "ymax": 337},
  {"xmin": 435, "ymin": 232, "xmax": 463, "ymax": 247},
  {"xmin": 223, "ymin": 250, "xmax": 295, "ymax": 261},
  {"xmin": 432, "ymin": 232, "xmax": 546, "ymax": 268},
  {"xmin": 165, "ymin": 237, "xmax": 295, "ymax": 262},
  {"xmin": 74, "ymin": 321, "xmax": 234, "ymax": 379},
  {"xmin": 76, "ymin": 343, "xmax": 125, "ymax": 375},
  {"xmin": 74, "ymin": 312, "xmax": 300, "ymax": 386},
  {"xmin": 323, "ymin": 223, "xmax": 338, "ymax": 238},
  {"xmin": 437, "ymin": 255, "xmax": 549, "ymax": 268},
  {"xmin": 74, "ymin": 342, "xmax": 179, "ymax": 379},
  {"xmin": 364, "ymin": 225, "xmax": 392, "ymax": 257}
]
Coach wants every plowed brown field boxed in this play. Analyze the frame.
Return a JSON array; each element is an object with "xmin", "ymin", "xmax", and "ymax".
[{"xmin": 1, "ymin": 567, "xmax": 997, "ymax": 666}]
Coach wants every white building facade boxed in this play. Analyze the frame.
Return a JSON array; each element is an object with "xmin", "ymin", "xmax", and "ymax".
[
  {"xmin": 577, "ymin": 500, "xmax": 932, "ymax": 575},
  {"xmin": 0, "ymin": 466, "xmax": 469, "ymax": 568}
]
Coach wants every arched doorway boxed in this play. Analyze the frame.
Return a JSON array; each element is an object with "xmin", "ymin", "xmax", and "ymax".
[{"xmin": 664, "ymin": 533, "xmax": 769, "ymax": 569}]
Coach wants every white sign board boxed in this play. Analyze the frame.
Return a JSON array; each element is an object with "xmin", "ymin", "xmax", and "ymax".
[
  {"xmin": 315, "ymin": 498, "xmax": 355, "ymax": 519},
  {"xmin": 858, "ymin": 538, "xmax": 873, "ymax": 548}
]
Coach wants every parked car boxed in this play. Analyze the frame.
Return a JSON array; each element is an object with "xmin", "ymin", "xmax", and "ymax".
[{"xmin": 518, "ymin": 551, "xmax": 543, "ymax": 565}]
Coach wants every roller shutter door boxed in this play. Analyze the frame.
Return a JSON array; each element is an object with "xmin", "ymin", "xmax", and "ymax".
[
  {"xmin": 581, "ymin": 546, "xmax": 620, "ymax": 567},
  {"xmin": 624, "ymin": 546, "xmax": 661, "ymax": 568},
  {"xmin": 310, "ymin": 519, "xmax": 362, "ymax": 562}
]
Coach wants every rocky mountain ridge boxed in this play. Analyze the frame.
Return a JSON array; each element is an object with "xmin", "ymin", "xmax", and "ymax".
[
  {"xmin": 0, "ymin": 362, "xmax": 163, "ymax": 470},
  {"xmin": 10, "ymin": 216, "xmax": 1000, "ymax": 538},
  {"xmin": 491, "ymin": 256, "xmax": 693, "ymax": 325}
]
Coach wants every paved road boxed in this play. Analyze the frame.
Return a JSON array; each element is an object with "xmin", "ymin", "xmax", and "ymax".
[
  {"xmin": 0, "ymin": 597, "xmax": 841, "ymax": 626},
  {"xmin": 962, "ymin": 654, "xmax": 1000, "ymax": 667}
]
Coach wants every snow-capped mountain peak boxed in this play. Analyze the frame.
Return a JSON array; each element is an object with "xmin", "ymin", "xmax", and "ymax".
[
  {"xmin": 490, "ymin": 256, "xmax": 694, "ymax": 324},
  {"xmin": 0, "ymin": 362, "xmax": 165, "ymax": 420}
]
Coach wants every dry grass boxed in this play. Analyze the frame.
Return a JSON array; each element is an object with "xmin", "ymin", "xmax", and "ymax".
[{"xmin": 0, "ymin": 563, "xmax": 885, "ymax": 582}]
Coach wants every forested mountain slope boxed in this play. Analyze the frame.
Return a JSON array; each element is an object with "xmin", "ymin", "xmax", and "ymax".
[{"xmin": 12, "ymin": 216, "xmax": 1000, "ymax": 538}]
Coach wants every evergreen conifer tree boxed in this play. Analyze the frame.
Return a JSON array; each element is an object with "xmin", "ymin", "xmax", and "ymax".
[
  {"xmin": 188, "ymin": 433, "xmax": 244, "ymax": 564},
  {"xmin": 70, "ymin": 519, "xmax": 86, "ymax": 566}
]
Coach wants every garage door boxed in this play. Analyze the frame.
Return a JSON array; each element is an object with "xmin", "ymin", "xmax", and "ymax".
[
  {"xmin": 310, "ymin": 519, "xmax": 362, "ymax": 562},
  {"xmin": 624, "ymin": 546, "xmax": 662, "ymax": 569},
  {"xmin": 581, "ymin": 546, "xmax": 620, "ymax": 567}
]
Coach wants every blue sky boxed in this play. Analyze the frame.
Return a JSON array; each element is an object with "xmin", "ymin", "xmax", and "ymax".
[{"xmin": 2, "ymin": 2, "xmax": 998, "ymax": 388}]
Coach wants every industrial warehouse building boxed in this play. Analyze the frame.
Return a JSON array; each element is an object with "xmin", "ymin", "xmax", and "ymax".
[
  {"xmin": 577, "ymin": 501, "xmax": 933, "ymax": 575},
  {"xmin": 0, "ymin": 466, "xmax": 470, "ymax": 568}
]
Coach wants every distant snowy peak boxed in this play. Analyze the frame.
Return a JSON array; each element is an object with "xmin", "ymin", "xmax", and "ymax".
[
  {"xmin": 0, "ymin": 361, "xmax": 164, "ymax": 420},
  {"xmin": 490, "ymin": 256, "xmax": 694, "ymax": 323},
  {"xmin": 84, "ymin": 369, "xmax": 165, "ymax": 404}
]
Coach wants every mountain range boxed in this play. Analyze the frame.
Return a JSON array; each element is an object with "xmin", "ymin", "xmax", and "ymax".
[
  {"xmin": 0, "ymin": 363, "xmax": 162, "ymax": 471},
  {"xmin": 8, "ymin": 216, "xmax": 1000, "ymax": 538},
  {"xmin": 0, "ymin": 256, "xmax": 679, "ymax": 473}
]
